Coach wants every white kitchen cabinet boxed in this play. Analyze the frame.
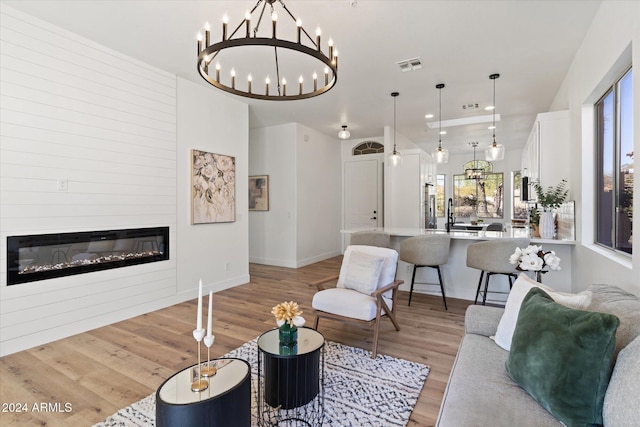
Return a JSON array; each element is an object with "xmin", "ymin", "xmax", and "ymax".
[{"xmin": 522, "ymin": 110, "xmax": 570, "ymax": 200}]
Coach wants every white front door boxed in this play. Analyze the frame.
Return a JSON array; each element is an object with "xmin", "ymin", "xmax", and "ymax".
[{"xmin": 344, "ymin": 158, "xmax": 382, "ymax": 230}]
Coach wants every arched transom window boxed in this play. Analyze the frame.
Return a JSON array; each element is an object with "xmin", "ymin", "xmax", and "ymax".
[{"xmin": 352, "ymin": 141, "xmax": 384, "ymax": 155}]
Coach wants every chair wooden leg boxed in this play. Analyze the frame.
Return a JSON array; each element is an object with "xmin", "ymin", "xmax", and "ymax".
[
  {"xmin": 314, "ymin": 315, "xmax": 320, "ymax": 329},
  {"xmin": 408, "ymin": 265, "xmax": 418, "ymax": 306},
  {"xmin": 372, "ymin": 316, "xmax": 380, "ymax": 359},
  {"xmin": 437, "ymin": 266, "xmax": 447, "ymax": 310},
  {"xmin": 379, "ymin": 296, "xmax": 400, "ymax": 331},
  {"xmin": 474, "ymin": 271, "xmax": 484, "ymax": 304}
]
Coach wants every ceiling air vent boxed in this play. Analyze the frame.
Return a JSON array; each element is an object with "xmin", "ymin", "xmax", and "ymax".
[
  {"xmin": 462, "ymin": 103, "xmax": 479, "ymax": 110},
  {"xmin": 396, "ymin": 57, "xmax": 422, "ymax": 72}
]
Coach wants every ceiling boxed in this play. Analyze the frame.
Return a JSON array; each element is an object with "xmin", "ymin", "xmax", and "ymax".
[{"xmin": 3, "ymin": 0, "xmax": 602, "ymax": 155}]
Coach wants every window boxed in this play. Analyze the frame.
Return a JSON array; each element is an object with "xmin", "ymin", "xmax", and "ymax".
[
  {"xmin": 453, "ymin": 173, "xmax": 504, "ymax": 218},
  {"xmin": 595, "ymin": 67, "xmax": 633, "ymax": 255},
  {"xmin": 436, "ymin": 174, "xmax": 445, "ymax": 217},
  {"xmin": 512, "ymin": 171, "xmax": 529, "ymax": 219},
  {"xmin": 353, "ymin": 141, "xmax": 384, "ymax": 155}
]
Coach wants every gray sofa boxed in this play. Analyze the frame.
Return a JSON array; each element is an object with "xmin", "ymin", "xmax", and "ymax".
[{"xmin": 436, "ymin": 284, "xmax": 640, "ymax": 426}]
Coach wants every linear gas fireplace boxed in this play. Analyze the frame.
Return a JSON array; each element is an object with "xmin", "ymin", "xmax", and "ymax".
[{"xmin": 7, "ymin": 227, "xmax": 169, "ymax": 285}]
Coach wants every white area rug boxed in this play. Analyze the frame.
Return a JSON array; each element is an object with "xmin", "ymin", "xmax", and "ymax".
[{"xmin": 94, "ymin": 339, "xmax": 429, "ymax": 427}]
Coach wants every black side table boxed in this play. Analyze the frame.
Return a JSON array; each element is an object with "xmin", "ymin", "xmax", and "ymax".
[
  {"xmin": 257, "ymin": 327, "xmax": 325, "ymax": 426},
  {"xmin": 156, "ymin": 358, "xmax": 251, "ymax": 427}
]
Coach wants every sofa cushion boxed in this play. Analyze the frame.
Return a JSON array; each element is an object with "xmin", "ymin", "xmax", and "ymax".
[
  {"xmin": 603, "ymin": 336, "xmax": 640, "ymax": 426},
  {"xmin": 506, "ymin": 288, "xmax": 619, "ymax": 426},
  {"xmin": 494, "ymin": 273, "xmax": 592, "ymax": 351},
  {"xmin": 587, "ymin": 283, "xmax": 640, "ymax": 357},
  {"xmin": 436, "ymin": 333, "xmax": 562, "ymax": 427}
]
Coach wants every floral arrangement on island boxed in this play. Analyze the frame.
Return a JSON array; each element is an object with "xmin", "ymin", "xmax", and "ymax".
[
  {"xmin": 271, "ymin": 301, "xmax": 305, "ymax": 328},
  {"xmin": 509, "ymin": 245, "xmax": 561, "ymax": 282}
]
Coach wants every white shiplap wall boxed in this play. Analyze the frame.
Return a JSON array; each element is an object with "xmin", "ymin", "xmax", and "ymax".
[{"xmin": 0, "ymin": 5, "xmax": 178, "ymax": 356}]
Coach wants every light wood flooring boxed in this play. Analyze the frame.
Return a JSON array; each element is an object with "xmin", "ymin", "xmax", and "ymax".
[{"xmin": 0, "ymin": 257, "xmax": 470, "ymax": 426}]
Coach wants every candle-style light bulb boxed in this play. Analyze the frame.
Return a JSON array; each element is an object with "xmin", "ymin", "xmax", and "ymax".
[
  {"xmin": 245, "ymin": 10, "xmax": 251, "ymax": 37},
  {"xmin": 316, "ymin": 27, "xmax": 321, "ymax": 51},
  {"xmin": 204, "ymin": 22, "xmax": 211, "ymax": 46},
  {"xmin": 265, "ymin": 76, "xmax": 270, "ymax": 95},
  {"xmin": 197, "ymin": 33, "xmax": 203, "ymax": 54},
  {"xmin": 272, "ymin": 11, "xmax": 277, "ymax": 38},
  {"xmin": 324, "ymin": 66, "xmax": 329, "ymax": 85},
  {"xmin": 222, "ymin": 15, "xmax": 228, "ymax": 40},
  {"xmin": 296, "ymin": 18, "xmax": 302, "ymax": 43},
  {"xmin": 231, "ymin": 68, "xmax": 236, "ymax": 89},
  {"xmin": 215, "ymin": 62, "xmax": 221, "ymax": 81},
  {"xmin": 334, "ymin": 49, "xmax": 339, "ymax": 68},
  {"xmin": 282, "ymin": 77, "xmax": 287, "ymax": 96},
  {"xmin": 299, "ymin": 75, "xmax": 303, "ymax": 95},
  {"xmin": 328, "ymin": 38, "xmax": 334, "ymax": 59},
  {"xmin": 313, "ymin": 72, "xmax": 318, "ymax": 91},
  {"xmin": 247, "ymin": 74, "xmax": 252, "ymax": 93}
]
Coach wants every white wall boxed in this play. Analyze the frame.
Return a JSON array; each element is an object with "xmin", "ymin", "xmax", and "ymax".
[
  {"xmin": 0, "ymin": 5, "xmax": 250, "ymax": 356},
  {"xmin": 249, "ymin": 124, "xmax": 297, "ymax": 266},
  {"xmin": 249, "ymin": 123, "xmax": 341, "ymax": 268},
  {"xmin": 296, "ymin": 124, "xmax": 342, "ymax": 266},
  {"xmin": 176, "ymin": 78, "xmax": 249, "ymax": 297},
  {"xmin": 550, "ymin": 0, "xmax": 639, "ymax": 293}
]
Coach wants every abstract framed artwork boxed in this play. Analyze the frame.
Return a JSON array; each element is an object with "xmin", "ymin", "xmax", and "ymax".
[
  {"xmin": 249, "ymin": 175, "xmax": 269, "ymax": 211},
  {"xmin": 191, "ymin": 149, "xmax": 236, "ymax": 224}
]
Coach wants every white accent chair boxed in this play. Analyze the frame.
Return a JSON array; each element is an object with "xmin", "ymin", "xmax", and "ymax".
[{"xmin": 311, "ymin": 245, "xmax": 403, "ymax": 358}]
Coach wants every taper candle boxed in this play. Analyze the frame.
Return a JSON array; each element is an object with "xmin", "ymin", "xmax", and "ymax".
[
  {"xmin": 197, "ymin": 279, "xmax": 203, "ymax": 330},
  {"xmin": 207, "ymin": 291, "xmax": 213, "ymax": 337}
]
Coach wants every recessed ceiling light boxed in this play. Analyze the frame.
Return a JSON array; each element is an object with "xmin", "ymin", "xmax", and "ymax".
[
  {"xmin": 440, "ymin": 130, "xmax": 447, "ymax": 135},
  {"xmin": 425, "ymin": 114, "xmax": 434, "ymax": 119},
  {"xmin": 488, "ymin": 125, "xmax": 496, "ymax": 130},
  {"xmin": 485, "ymin": 105, "xmax": 495, "ymax": 111}
]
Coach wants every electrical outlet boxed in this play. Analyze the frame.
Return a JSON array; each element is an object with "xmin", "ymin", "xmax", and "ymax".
[{"xmin": 57, "ymin": 178, "xmax": 68, "ymax": 191}]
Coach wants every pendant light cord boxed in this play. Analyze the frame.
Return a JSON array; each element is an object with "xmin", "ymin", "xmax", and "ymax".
[{"xmin": 438, "ymin": 86, "xmax": 442, "ymax": 148}]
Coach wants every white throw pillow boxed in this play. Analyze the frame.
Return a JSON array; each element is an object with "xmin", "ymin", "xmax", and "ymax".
[
  {"xmin": 341, "ymin": 250, "xmax": 384, "ymax": 295},
  {"xmin": 493, "ymin": 273, "xmax": 592, "ymax": 351}
]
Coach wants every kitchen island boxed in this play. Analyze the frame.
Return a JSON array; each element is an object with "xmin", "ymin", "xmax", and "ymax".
[{"xmin": 341, "ymin": 227, "xmax": 575, "ymax": 303}]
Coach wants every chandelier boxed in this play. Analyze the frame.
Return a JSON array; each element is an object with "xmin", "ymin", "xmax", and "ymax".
[
  {"xmin": 465, "ymin": 142, "xmax": 492, "ymax": 180},
  {"xmin": 196, "ymin": 0, "xmax": 338, "ymax": 101}
]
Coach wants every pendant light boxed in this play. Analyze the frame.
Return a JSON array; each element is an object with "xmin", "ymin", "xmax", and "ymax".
[
  {"xmin": 338, "ymin": 125, "xmax": 351, "ymax": 140},
  {"xmin": 388, "ymin": 92, "xmax": 402, "ymax": 167},
  {"xmin": 485, "ymin": 73, "xmax": 504, "ymax": 161},
  {"xmin": 432, "ymin": 83, "xmax": 449, "ymax": 164}
]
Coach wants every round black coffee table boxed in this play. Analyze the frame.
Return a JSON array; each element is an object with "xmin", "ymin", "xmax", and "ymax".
[{"xmin": 257, "ymin": 327, "xmax": 325, "ymax": 426}]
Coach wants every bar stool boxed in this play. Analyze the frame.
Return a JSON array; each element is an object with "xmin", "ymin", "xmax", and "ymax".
[
  {"xmin": 399, "ymin": 235, "xmax": 451, "ymax": 309},
  {"xmin": 466, "ymin": 238, "xmax": 530, "ymax": 305},
  {"xmin": 349, "ymin": 231, "xmax": 390, "ymax": 248}
]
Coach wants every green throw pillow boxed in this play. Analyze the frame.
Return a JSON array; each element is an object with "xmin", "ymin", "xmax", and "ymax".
[{"xmin": 505, "ymin": 287, "xmax": 620, "ymax": 427}]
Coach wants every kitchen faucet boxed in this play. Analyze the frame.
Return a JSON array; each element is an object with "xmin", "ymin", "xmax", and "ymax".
[{"xmin": 446, "ymin": 198, "xmax": 454, "ymax": 232}]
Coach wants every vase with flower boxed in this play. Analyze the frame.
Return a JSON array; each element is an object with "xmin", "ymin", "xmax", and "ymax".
[
  {"xmin": 271, "ymin": 301, "xmax": 305, "ymax": 347},
  {"xmin": 509, "ymin": 244, "xmax": 561, "ymax": 283},
  {"xmin": 532, "ymin": 179, "xmax": 568, "ymax": 239}
]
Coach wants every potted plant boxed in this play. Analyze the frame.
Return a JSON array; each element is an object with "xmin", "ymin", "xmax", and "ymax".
[
  {"xmin": 531, "ymin": 179, "xmax": 568, "ymax": 239},
  {"xmin": 529, "ymin": 206, "xmax": 540, "ymax": 237}
]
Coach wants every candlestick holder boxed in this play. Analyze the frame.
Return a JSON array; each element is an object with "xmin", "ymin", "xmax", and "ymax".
[
  {"xmin": 201, "ymin": 334, "xmax": 217, "ymax": 377},
  {"xmin": 191, "ymin": 328, "xmax": 209, "ymax": 392}
]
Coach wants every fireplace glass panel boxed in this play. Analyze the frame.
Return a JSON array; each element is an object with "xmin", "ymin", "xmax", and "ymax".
[{"xmin": 7, "ymin": 227, "xmax": 169, "ymax": 285}]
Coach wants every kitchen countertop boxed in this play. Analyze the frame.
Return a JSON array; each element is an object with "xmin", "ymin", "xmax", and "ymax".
[{"xmin": 342, "ymin": 227, "xmax": 576, "ymax": 245}]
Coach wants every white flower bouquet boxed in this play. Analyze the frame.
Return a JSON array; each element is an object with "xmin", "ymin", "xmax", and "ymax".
[{"xmin": 509, "ymin": 245, "xmax": 561, "ymax": 275}]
